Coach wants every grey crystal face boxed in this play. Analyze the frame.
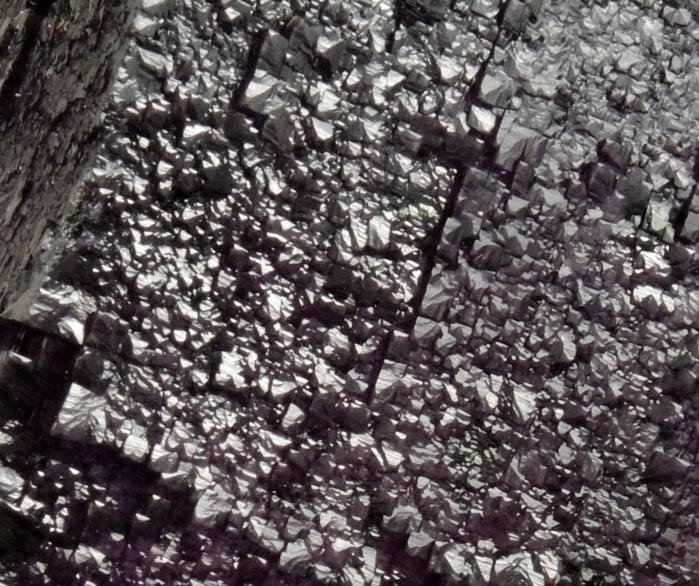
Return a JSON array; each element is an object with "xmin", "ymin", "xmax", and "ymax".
[{"xmin": 0, "ymin": 0, "xmax": 698, "ymax": 585}]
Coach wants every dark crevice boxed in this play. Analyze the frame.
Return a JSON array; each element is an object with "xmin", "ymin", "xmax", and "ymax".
[
  {"xmin": 388, "ymin": 0, "xmax": 450, "ymax": 54},
  {"xmin": 26, "ymin": 0, "xmax": 56, "ymax": 18},
  {"xmin": 363, "ymin": 167, "xmax": 466, "ymax": 404},
  {"xmin": 0, "ymin": 0, "xmax": 59, "ymax": 120},
  {"xmin": 386, "ymin": 0, "xmax": 402, "ymax": 54},
  {"xmin": 677, "ymin": 148, "xmax": 699, "ymax": 241},
  {"xmin": 495, "ymin": 0, "xmax": 514, "ymax": 28},
  {"xmin": 0, "ymin": 503, "xmax": 45, "ymax": 567},
  {"xmin": 0, "ymin": 11, "xmax": 41, "ymax": 120},
  {"xmin": 468, "ymin": 0, "xmax": 513, "ymax": 101},
  {"xmin": 0, "ymin": 319, "xmax": 82, "ymax": 565},
  {"xmin": 406, "ymin": 167, "xmax": 467, "ymax": 329},
  {"xmin": 362, "ymin": 330, "xmax": 393, "ymax": 405},
  {"xmin": 0, "ymin": 319, "xmax": 79, "ymax": 446},
  {"xmin": 673, "ymin": 184, "xmax": 696, "ymax": 243},
  {"xmin": 230, "ymin": 29, "xmax": 269, "ymax": 130}
]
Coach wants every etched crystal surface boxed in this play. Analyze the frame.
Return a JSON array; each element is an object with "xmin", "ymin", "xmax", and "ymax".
[{"xmin": 0, "ymin": 1, "xmax": 698, "ymax": 585}]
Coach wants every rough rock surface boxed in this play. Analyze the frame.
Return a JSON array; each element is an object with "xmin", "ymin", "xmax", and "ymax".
[
  {"xmin": 1, "ymin": 0, "xmax": 699, "ymax": 585},
  {"xmin": 0, "ymin": 0, "xmax": 136, "ymax": 316}
]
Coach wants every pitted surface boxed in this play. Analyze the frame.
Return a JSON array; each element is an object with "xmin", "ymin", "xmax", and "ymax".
[{"xmin": 0, "ymin": 0, "xmax": 137, "ymax": 316}]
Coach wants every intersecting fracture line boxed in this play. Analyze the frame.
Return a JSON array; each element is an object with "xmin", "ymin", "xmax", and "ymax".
[{"xmin": 363, "ymin": 0, "xmax": 515, "ymax": 406}]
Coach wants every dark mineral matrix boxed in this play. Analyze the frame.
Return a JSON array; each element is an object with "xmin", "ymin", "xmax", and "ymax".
[{"xmin": 0, "ymin": 1, "xmax": 698, "ymax": 585}]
